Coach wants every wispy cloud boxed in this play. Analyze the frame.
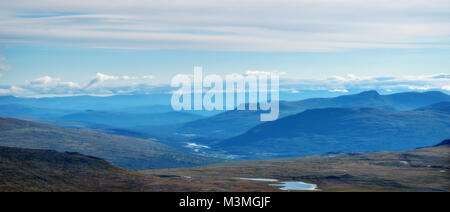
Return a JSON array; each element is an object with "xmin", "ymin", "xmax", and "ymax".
[
  {"xmin": 0, "ymin": 56, "xmax": 11, "ymax": 78},
  {"xmin": 0, "ymin": 0, "xmax": 448, "ymax": 51}
]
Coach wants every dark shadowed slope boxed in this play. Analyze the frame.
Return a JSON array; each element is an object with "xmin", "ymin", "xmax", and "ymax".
[
  {"xmin": 217, "ymin": 107, "xmax": 450, "ymax": 159},
  {"xmin": 176, "ymin": 91, "xmax": 450, "ymax": 139},
  {"xmin": 0, "ymin": 117, "xmax": 223, "ymax": 170},
  {"xmin": 435, "ymin": 139, "xmax": 450, "ymax": 146},
  {"xmin": 0, "ymin": 146, "xmax": 203, "ymax": 192}
]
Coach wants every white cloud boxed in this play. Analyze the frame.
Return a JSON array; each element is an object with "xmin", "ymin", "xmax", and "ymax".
[
  {"xmin": 431, "ymin": 73, "xmax": 450, "ymax": 79},
  {"xmin": 282, "ymin": 73, "xmax": 450, "ymax": 93},
  {"xmin": 18, "ymin": 76, "xmax": 81, "ymax": 95},
  {"xmin": 407, "ymin": 86, "xmax": 432, "ymax": 91},
  {"xmin": 58, "ymin": 81, "xmax": 80, "ymax": 88},
  {"xmin": 0, "ymin": 0, "xmax": 448, "ymax": 51},
  {"xmin": 27, "ymin": 76, "xmax": 60, "ymax": 86},
  {"xmin": 85, "ymin": 73, "xmax": 119, "ymax": 88},
  {"xmin": 290, "ymin": 89, "xmax": 300, "ymax": 94},
  {"xmin": 85, "ymin": 73, "xmax": 142, "ymax": 88},
  {"xmin": 245, "ymin": 70, "xmax": 286, "ymax": 76},
  {"xmin": 143, "ymin": 75, "xmax": 156, "ymax": 79},
  {"xmin": 328, "ymin": 88, "xmax": 349, "ymax": 93},
  {"xmin": 95, "ymin": 72, "xmax": 119, "ymax": 81},
  {"xmin": 0, "ymin": 85, "xmax": 30, "ymax": 96},
  {"xmin": 121, "ymin": 75, "xmax": 136, "ymax": 80},
  {"xmin": 328, "ymin": 74, "xmax": 372, "ymax": 82}
]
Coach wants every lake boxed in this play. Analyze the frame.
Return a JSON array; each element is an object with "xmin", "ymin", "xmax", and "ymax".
[
  {"xmin": 238, "ymin": 177, "xmax": 318, "ymax": 191},
  {"xmin": 238, "ymin": 178, "xmax": 278, "ymax": 182},
  {"xmin": 269, "ymin": 181, "xmax": 317, "ymax": 191}
]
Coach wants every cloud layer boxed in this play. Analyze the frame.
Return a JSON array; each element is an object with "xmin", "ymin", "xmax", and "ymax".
[
  {"xmin": 0, "ymin": 72, "xmax": 160, "ymax": 97},
  {"xmin": 0, "ymin": 0, "xmax": 449, "ymax": 51},
  {"xmin": 281, "ymin": 73, "xmax": 450, "ymax": 92},
  {"xmin": 0, "ymin": 71, "xmax": 448, "ymax": 97}
]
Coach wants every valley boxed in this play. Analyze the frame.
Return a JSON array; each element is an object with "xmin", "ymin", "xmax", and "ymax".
[{"xmin": 0, "ymin": 117, "xmax": 223, "ymax": 170}]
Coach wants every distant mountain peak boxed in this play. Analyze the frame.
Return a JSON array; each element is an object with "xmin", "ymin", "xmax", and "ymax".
[{"xmin": 357, "ymin": 90, "xmax": 380, "ymax": 97}]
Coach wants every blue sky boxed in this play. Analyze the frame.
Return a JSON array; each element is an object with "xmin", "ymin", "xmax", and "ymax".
[
  {"xmin": 2, "ymin": 45, "xmax": 450, "ymax": 85},
  {"xmin": 0, "ymin": 0, "xmax": 449, "ymax": 97}
]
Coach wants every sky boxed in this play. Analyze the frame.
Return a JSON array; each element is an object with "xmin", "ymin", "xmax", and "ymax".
[{"xmin": 0, "ymin": 0, "xmax": 449, "ymax": 97}]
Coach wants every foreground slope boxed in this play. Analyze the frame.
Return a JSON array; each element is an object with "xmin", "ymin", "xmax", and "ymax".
[
  {"xmin": 0, "ymin": 146, "xmax": 201, "ymax": 192},
  {"xmin": 148, "ymin": 140, "xmax": 450, "ymax": 192},
  {"xmin": 0, "ymin": 117, "xmax": 222, "ymax": 170},
  {"xmin": 217, "ymin": 107, "xmax": 450, "ymax": 159},
  {"xmin": 1, "ymin": 141, "xmax": 448, "ymax": 191}
]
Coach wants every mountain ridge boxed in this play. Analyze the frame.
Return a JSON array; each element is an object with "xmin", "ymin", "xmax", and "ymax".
[
  {"xmin": 0, "ymin": 117, "xmax": 223, "ymax": 170},
  {"xmin": 216, "ymin": 106, "xmax": 450, "ymax": 159},
  {"xmin": 175, "ymin": 90, "xmax": 450, "ymax": 139}
]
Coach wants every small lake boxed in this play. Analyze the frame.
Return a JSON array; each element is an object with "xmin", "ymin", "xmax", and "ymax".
[
  {"xmin": 238, "ymin": 178, "xmax": 278, "ymax": 182},
  {"xmin": 238, "ymin": 178, "xmax": 318, "ymax": 191},
  {"xmin": 184, "ymin": 142, "xmax": 209, "ymax": 152},
  {"xmin": 269, "ymin": 181, "xmax": 317, "ymax": 191}
]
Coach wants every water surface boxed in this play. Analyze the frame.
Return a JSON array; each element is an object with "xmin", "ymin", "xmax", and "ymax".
[
  {"xmin": 269, "ymin": 181, "xmax": 317, "ymax": 191},
  {"xmin": 238, "ymin": 178, "xmax": 278, "ymax": 182}
]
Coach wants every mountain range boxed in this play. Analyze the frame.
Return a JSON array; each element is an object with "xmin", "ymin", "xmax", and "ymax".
[
  {"xmin": 216, "ymin": 106, "xmax": 450, "ymax": 159},
  {"xmin": 1, "ymin": 90, "xmax": 449, "ymax": 162},
  {"xmin": 174, "ymin": 90, "xmax": 450, "ymax": 139},
  {"xmin": 0, "ymin": 94, "xmax": 172, "ymax": 110},
  {"xmin": 61, "ymin": 110, "xmax": 203, "ymax": 128}
]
